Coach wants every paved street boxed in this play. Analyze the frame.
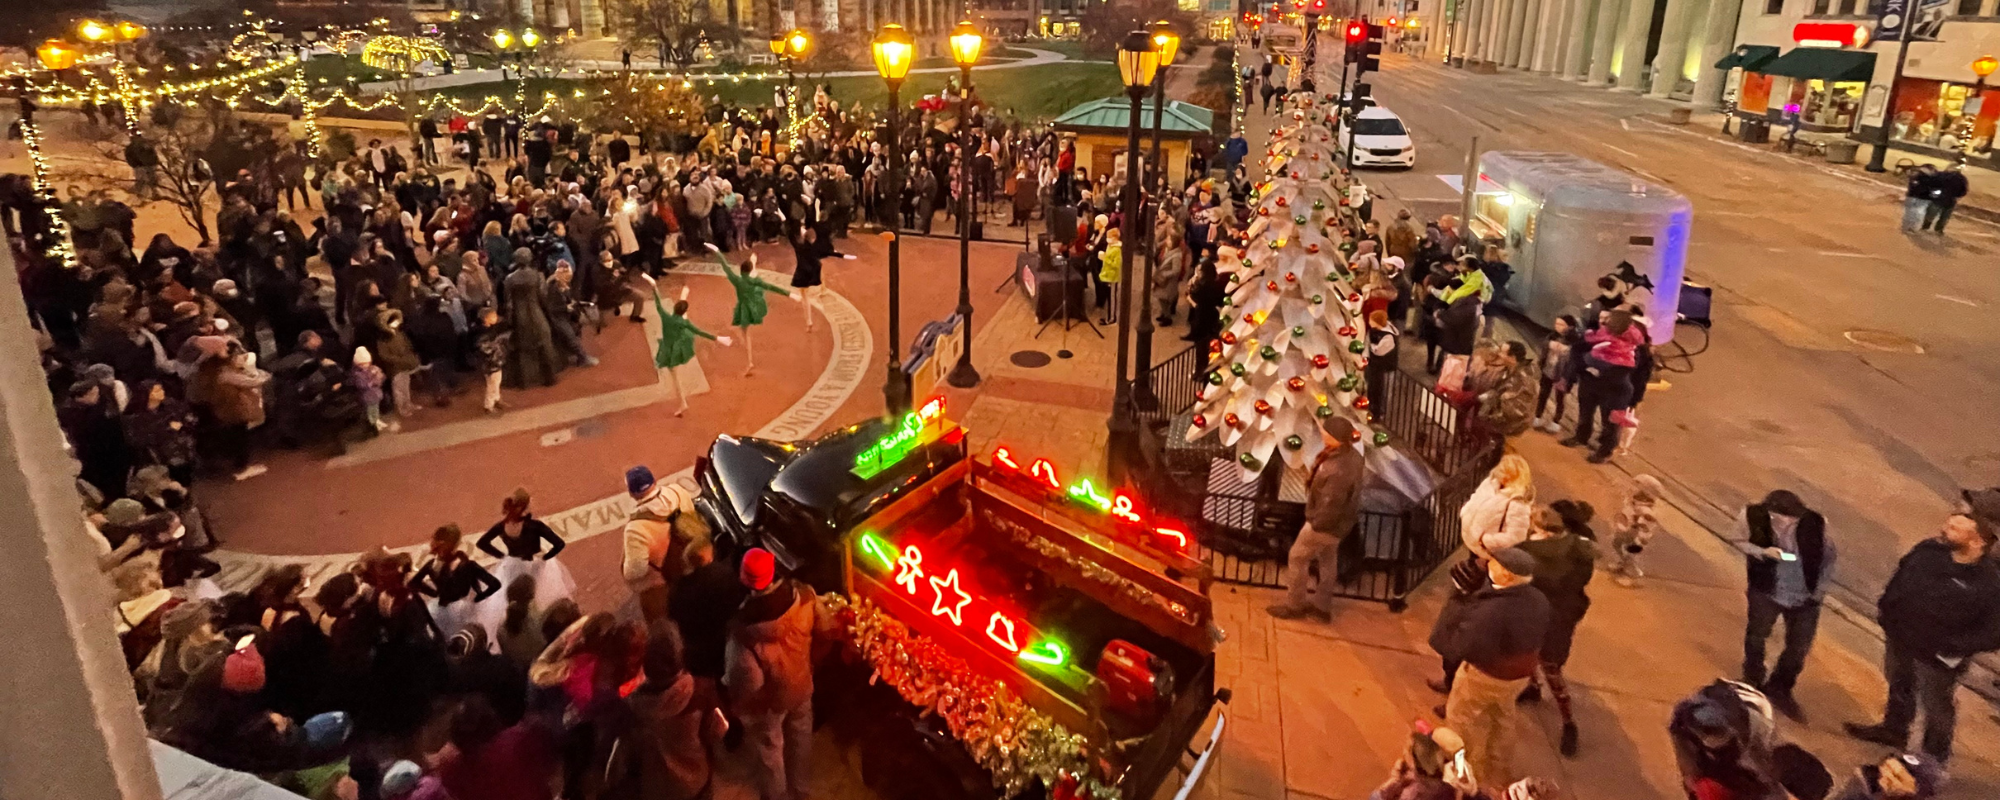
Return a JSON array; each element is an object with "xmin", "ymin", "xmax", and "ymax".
[{"xmin": 1353, "ymin": 52, "xmax": 2000, "ymax": 619}]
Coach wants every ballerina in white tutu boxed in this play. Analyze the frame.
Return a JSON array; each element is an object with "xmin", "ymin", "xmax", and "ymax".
[
  {"xmin": 476, "ymin": 488, "xmax": 576, "ymax": 607},
  {"xmin": 412, "ymin": 524, "xmax": 502, "ymax": 645}
]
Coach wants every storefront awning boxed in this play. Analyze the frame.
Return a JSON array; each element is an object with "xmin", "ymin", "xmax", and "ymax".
[
  {"xmin": 1714, "ymin": 44, "xmax": 1780, "ymax": 71},
  {"xmin": 1759, "ymin": 47, "xmax": 1877, "ymax": 82}
]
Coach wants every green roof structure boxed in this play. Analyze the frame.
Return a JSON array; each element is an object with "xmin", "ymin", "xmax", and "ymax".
[{"xmin": 1052, "ymin": 98, "xmax": 1215, "ymax": 136}]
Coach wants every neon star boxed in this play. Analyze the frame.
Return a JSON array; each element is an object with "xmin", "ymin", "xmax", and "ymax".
[
  {"xmin": 929, "ymin": 568, "xmax": 973, "ymax": 626},
  {"xmin": 985, "ymin": 612, "xmax": 1021, "ymax": 652},
  {"xmin": 894, "ymin": 546, "xmax": 925, "ymax": 594}
]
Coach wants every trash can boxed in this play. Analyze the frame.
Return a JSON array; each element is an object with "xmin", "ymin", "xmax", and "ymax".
[
  {"xmin": 1740, "ymin": 119, "xmax": 1771, "ymax": 144},
  {"xmin": 1825, "ymin": 139, "xmax": 1860, "ymax": 164}
]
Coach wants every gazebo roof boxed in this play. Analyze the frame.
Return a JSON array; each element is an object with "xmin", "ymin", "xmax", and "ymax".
[{"xmin": 1053, "ymin": 98, "xmax": 1213, "ymax": 136}]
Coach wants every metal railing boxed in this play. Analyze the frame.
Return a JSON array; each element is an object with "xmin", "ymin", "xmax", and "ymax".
[{"xmin": 1137, "ymin": 352, "xmax": 1502, "ymax": 609}]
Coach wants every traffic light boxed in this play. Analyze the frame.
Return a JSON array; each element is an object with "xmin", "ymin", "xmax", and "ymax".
[
  {"xmin": 1387, "ymin": 16, "xmax": 1399, "ymax": 27},
  {"xmin": 1343, "ymin": 19, "xmax": 1367, "ymax": 64},
  {"xmin": 1355, "ymin": 22, "xmax": 1384, "ymax": 75}
]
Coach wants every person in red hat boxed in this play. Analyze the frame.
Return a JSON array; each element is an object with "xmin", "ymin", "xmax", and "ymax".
[{"xmin": 724, "ymin": 548, "xmax": 826, "ymax": 800}]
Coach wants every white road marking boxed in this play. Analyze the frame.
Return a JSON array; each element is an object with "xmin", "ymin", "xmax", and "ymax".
[
  {"xmin": 1601, "ymin": 142, "xmax": 1642, "ymax": 159},
  {"xmin": 1620, "ymin": 118, "xmax": 1631, "ymax": 131},
  {"xmin": 1816, "ymin": 251, "xmax": 1872, "ymax": 258},
  {"xmin": 1502, "ymin": 107, "xmax": 1532, "ymax": 119},
  {"xmin": 1935, "ymin": 294, "xmax": 1980, "ymax": 306}
]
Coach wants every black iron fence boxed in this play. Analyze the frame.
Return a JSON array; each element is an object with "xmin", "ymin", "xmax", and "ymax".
[{"xmin": 1137, "ymin": 352, "xmax": 1501, "ymax": 609}]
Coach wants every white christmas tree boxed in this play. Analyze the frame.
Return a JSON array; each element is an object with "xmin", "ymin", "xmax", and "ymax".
[{"xmin": 1187, "ymin": 91, "xmax": 1369, "ymax": 481}]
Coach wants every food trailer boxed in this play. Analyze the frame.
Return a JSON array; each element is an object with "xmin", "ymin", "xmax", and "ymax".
[
  {"xmin": 695, "ymin": 400, "xmax": 1228, "ymax": 800},
  {"xmin": 1465, "ymin": 151, "xmax": 1693, "ymax": 344}
]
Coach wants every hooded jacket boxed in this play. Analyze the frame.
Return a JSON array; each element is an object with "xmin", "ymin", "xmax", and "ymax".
[
  {"xmin": 1877, "ymin": 538, "xmax": 2000, "ymax": 660},
  {"xmin": 622, "ymin": 671, "xmax": 721, "ymax": 800},
  {"xmin": 621, "ymin": 484, "xmax": 695, "ymax": 591},
  {"xmin": 723, "ymin": 581, "xmax": 819, "ymax": 715},
  {"xmin": 1459, "ymin": 476, "xmax": 1534, "ymax": 560}
]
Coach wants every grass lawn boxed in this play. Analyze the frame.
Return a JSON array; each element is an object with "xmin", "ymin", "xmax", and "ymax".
[{"xmin": 380, "ymin": 61, "xmax": 1126, "ymax": 125}]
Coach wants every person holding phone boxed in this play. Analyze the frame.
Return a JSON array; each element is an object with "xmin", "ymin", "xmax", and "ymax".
[{"xmin": 1729, "ymin": 490, "xmax": 1836, "ymax": 723}]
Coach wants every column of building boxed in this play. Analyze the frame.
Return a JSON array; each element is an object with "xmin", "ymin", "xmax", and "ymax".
[
  {"xmin": 1613, "ymin": 0, "xmax": 1658, "ymax": 89},
  {"xmin": 1563, "ymin": 0, "xmax": 1595, "ymax": 80},
  {"xmin": 1646, "ymin": 0, "xmax": 1700, "ymax": 96},
  {"xmin": 1531, "ymin": 0, "xmax": 1565, "ymax": 72},
  {"xmin": 1690, "ymin": 0, "xmax": 1745, "ymax": 107},
  {"xmin": 1587, "ymin": 0, "xmax": 1621, "ymax": 84}
]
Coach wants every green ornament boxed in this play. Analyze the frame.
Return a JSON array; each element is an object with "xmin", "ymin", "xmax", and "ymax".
[
  {"xmin": 1223, "ymin": 296, "xmax": 1234, "ymax": 307},
  {"xmin": 1220, "ymin": 314, "xmax": 1234, "ymax": 327},
  {"xmin": 1373, "ymin": 431, "xmax": 1391, "ymax": 446},
  {"xmin": 1260, "ymin": 345, "xmax": 1280, "ymax": 361},
  {"xmin": 1207, "ymin": 371, "xmax": 1224, "ymax": 385},
  {"xmin": 1293, "ymin": 214, "xmax": 1308, "ymax": 225},
  {"xmin": 1292, "ymin": 325, "xmax": 1307, "ymax": 338},
  {"xmin": 1238, "ymin": 452, "xmax": 1262, "ymax": 469},
  {"xmin": 1230, "ymin": 362, "xmax": 1247, "ymax": 376},
  {"xmin": 1285, "ymin": 434, "xmax": 1304, "ymax": 450},
  {"xmin": 1229, "ymin": 272, "xmax": 1242, "ymax": 283},
  {"xmin": 1348, "ymin": 339, "xmax": 1366, "ymax": 354},
  {"xmin": 1338, "ymin": 375, "xmax": 1359, "ymax": 391},
  {"xmin": 1313, "ymin": 199, "xmax": 1326, "ymax": 210},
  {"xmin": 1315, "ymin": 404, "xmax": 1335, "ymax": 418},
  {"xmin": 1310, "ymin": 294, "xmax": 1324, "ymax": 304},
  {"xmin": 1326, "ymin": 272, "xmax": 1340, "ymax": 282}
]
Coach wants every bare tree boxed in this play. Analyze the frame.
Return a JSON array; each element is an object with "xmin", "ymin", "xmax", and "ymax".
[{"xmin": 605, "ymin": 0, "xmax": 734, "ymax": 71}]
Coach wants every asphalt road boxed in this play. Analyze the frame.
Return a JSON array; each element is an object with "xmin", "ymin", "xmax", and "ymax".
[{"xmin": 1317, "ymin": 53, "xmax": 2000, "ymax": 610}]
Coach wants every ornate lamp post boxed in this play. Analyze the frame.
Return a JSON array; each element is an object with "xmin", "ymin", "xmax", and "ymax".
[
  {"xmin": 945, "ymin": 21, "xmax": 986, "ymax": 389},
  {"xmin": 1133, "ymin": 20, "xmax": 1180, "ymax": 412},
  {"xmin": 77, "ymin": 18, "xmax": 145, "ymax": 134},
  {"xmin": 1107, "ymin": 30, "xmax": 1161, "ymax": 484},
  {"xmin": 1964, "ymin": 55, "xmax": 1999, "ymax": 158},
  {"xmin": 775, "ymin": 28, "xmax": 812, "ymax": 146},
  {"xmin": 874, "ymin": 24, "xmax": 917, "ymax": 414}
]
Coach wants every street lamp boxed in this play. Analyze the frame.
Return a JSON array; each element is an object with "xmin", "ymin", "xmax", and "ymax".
[
  {"xmin": 946, "ymin": 21, "xmax": 985, "ymax": 389},
  {"xmin": 77, "ymin": 19, "xmax": 113, "ymax": 43},
  {"xmin": 1108, "ymin": 30, "xmax": 1160, "ymax": 484},
  {"xmin": 874, "ymin": 24, "xmax": 916, "ymax": 414},
  {"xmin": 775, "ymin": 28, "xmax": 812, "ymax": 146},
  {"xmin": 1961, "ymin": 55, "xmax": 1997, "ymax": 157},
  {"xmin": 1133, "ymin": 20, "xmax": 1180, "ymax": 412},
  {"xmin": 36, "ymin": 40, "xmax": 77, "ymax": 70},
  {"xmin": 492, "ymin": 28, "xmax": 515, "ymax": 50}
]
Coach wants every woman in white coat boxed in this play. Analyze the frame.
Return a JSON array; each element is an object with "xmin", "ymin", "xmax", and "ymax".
[{"xmin": 1427, "ymin": 453, "xmax": 1536, "ymax": 696}]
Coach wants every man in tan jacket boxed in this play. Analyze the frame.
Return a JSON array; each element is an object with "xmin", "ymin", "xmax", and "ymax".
[
  {"xmin": 622, "ymin": 465, "xmax": 696, "ymax": 620},
  {"xmin": 1269, "ymin": 416, "xmax": 1368, "ymax": 622}
]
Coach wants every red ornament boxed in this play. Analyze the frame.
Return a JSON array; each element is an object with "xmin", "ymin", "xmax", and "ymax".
[
  {"xmin": 1348, "ymin": 292, "xmax": 1362, "ymax": 303},
  {"xmin": 1291, "ymin": 171, "xmax": 1302, "ymax": 179},
  {"xmin": 1192, "ymin": 414, "xmax": 1207, "ymax": 428},
  {"xmin": 1220, "ymin": 331, "xmax": 1238, "ymax": 345},
  {"xmin": 1287, "ymin": 377, "xmax": 1306, "ymax": 391},
  {"xmin": 1312, "ymin": 354, "xmax": 1331, "ymax": 368},
  {"xmin": 1338, "ymin": 325, "xmax": 1355, "ymax": 337},
  {"xmin": 1266, "ymin": 280, "xmax": 1280, "ymax": 291},
  {"xmin": 1310, "ymin": 152, "xmax": 1320, "ymax": 161},
  {"xmin": 1349, "ymin": 426, "xmax": 1364, "ymax": 442},
  {"xmin": 1276, "ymin": 196, "xmax": 1289, "ymax": 207},
  {"xmin": 1254, "ymin": 399, "xmax": 1274, "ymax": 415},
  {"xmin": 1209, "ymin": 339, "xmax": 1225, "ymax": 354},
  {"xmin": 1284, "ymin": 272, "xmax": 1298, "ymax": 282},
  {"xmin": 1224, "ymin": 412, "xmax": 1243, "ymax": 428},
  {"xmin": 1259, "ymin": 206, "xmax": 1271, "ymax": 216},
  {"xmin": 1307, "ymin": 244, "xmax": 1321, "ymax": 254},
  {"xmin": 1353, "ymin": 397, "xmax": 1371, "ymax": 411}
]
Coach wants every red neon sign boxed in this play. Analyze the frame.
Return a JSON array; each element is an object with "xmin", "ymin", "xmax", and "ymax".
[
  {"xmin": 1792, "ymin": 22, "xmax": 1868, "ymax": 48},
  {"xmin": 990, "ymin": 446, "xmax": 1192, "ymax": 555},
  {"xmin": 859, "ymin": 532, "xmax": 1070, "ymax": 667}
]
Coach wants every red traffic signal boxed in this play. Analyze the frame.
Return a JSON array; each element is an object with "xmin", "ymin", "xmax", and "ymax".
[
  {"xmin": 1345, "ymin": 20, "xmax": 1366, "ymax": 43},
  {"xmin": 1387, "ymin": 16, "xmax": 1399, "ymax": 27}
]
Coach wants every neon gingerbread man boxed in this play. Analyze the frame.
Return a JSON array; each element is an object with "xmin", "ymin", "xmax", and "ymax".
[{"xmin": 894, "ymin": 545, "xmax": 925, "ymax": 594}]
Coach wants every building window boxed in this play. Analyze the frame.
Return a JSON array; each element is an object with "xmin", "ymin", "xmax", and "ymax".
[
  {"xmin": 1811, "ymin": 0, "xmax": 1831, "ymax": 14},
  {"xmin": 1766, "ymin": 0, "xmax": 1784, "ymax": 12},
  {"xmin": 1890, "ymin": 77, "xmax": 1997, "ymax": 155},
  {"xmin": 1956, "ymin": 0, "xmax": 1982, "ymax": 15},
  {"xmin": 1837, "ymin": 0, "xmax": 1858, "ymax": 15}
]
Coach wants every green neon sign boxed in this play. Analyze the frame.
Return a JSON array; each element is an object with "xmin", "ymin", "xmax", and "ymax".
[
  {"xmin": 1019, "ymin": 640, "xmax": 1069, "ymax": 667},
  {"xmin": 1065, "ymin": 478, "xmax": 1111, "ymax": 512},
  {"xmin": 853, "ymin": 412, "xmax": 927, "ymax": 480},
  {"xmin": 857, "ymin": 531, "xmax": 896, "ymax": 571}
]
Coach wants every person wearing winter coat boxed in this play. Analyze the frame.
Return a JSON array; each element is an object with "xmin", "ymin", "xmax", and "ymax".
[
  {"xmin": 725, "ymin": 548, "xmax": 823, "ymax": 800},
  {"xmin": 1429, "ymin": 547, "xmax": 1551, "ymax": 788},
  {"xmin": 614, "ymin": 623, "xmax": 724, "ymax": 800},
  {"xmin": 1516, "ymin": 505, "xmax": 1598, "ymax": 756},
  {"xmin": 1730, "ymin": 490, "xmax": 1836, "ymax": 723},
  {"xmin": 621, "ymin": 465, "xmax": 698, "ymax": 620},
  {"xmin": 472, "ymin": 307, "xmax": 510, "ymax": 414},
  {"xmin": 1828, "ymin": 752, "xmax": 1947, "ymax": 800},
  {"xmin": 1269, "ymin": 416, "xmax": 1367, "ymax": 622},
  {"xmin": 1670, "ymin": 680, "xmax": 1782, "ymax": 800},
  {"xmin": 1459, "ymin": 455, "xmax": 1535, "ymax": 561},
  {"xmin": 503, "ymin": 255, "xmax": 565, "ymax": 388},
  {"xmin": 1476, "ymin": 341, "xmax": 1538, "ymax": 438},
  {"xmin": 370, "ymin": 308, "xmax": 423, "ymax": 418},
  {"xmin": 1845, "ymin": 511, "xmax": 2000, "ymax": 763},
  {"xmin": 200, "ymin": 348, "xmax": 271, "ymax": 480},
  {"xmin": 1532, "ymin": 315, "xmax": 1581, "ymax": 434}
]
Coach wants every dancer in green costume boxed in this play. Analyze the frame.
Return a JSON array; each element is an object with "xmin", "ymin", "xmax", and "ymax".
[
  {"xmin": 643, "ymin": 277, "xmax": 733, "ymax": 417},
  {"xmin": 706, "ymin": 243, "xmax": 800, "ymax": 376}
]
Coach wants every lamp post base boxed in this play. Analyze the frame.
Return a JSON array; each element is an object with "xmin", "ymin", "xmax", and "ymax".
[
  {"xmin": 884, "ymin": 365, "xmax": 911, "ymax": 416},
  {"xmin": 946, "ymin": 357, "xmax": 981, "ymax": 388}
]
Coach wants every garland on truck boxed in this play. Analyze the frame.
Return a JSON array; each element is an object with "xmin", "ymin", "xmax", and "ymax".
[{"xmin": 827, "ymin": 593, "xmax": 1118, "ymax": 800}]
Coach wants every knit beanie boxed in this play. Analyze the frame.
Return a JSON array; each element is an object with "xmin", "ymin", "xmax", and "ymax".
[
  {"xmin": 221, "ymin": 646, "xmax": 267, "ymax": 693},
  {"xmin": 740, "ymin": 547, "xmax": 776, "ymax": 591},
  {"xmin": 625, "ymin": 465, "xmax": 656, "ymax": 496}
]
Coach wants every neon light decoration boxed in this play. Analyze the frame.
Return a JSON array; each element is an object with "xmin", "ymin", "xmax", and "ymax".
[
  {"xmin": 854, "ymin": 535, "xmax": 1071, "ymax": 669},
  {"xmin": 852, "ymin": 397, "xmax": 948, "ymax": 479},
  {"xmin": 989, "ymin": 446, "xmax": 1193, "ymax": 555}
]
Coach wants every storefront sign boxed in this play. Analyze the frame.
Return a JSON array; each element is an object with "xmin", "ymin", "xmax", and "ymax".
[
  {"xmin": 1793, "ymin": 23, "xmax": 1869, "ymax": 49},
  {"xmin": 1875, "ymin": 0, "xmax": 1909, "ymax": 42}
]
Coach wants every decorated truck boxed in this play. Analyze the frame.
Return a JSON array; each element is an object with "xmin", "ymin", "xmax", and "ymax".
[{"xmin": 694, "ymin": 399, "xmax": 1229, "ymax": 800}]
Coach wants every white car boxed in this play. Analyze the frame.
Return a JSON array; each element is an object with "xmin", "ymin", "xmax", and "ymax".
[{"xmin": 1341, "ymin": 106, "xmax": 1416, "ymax": 169}]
